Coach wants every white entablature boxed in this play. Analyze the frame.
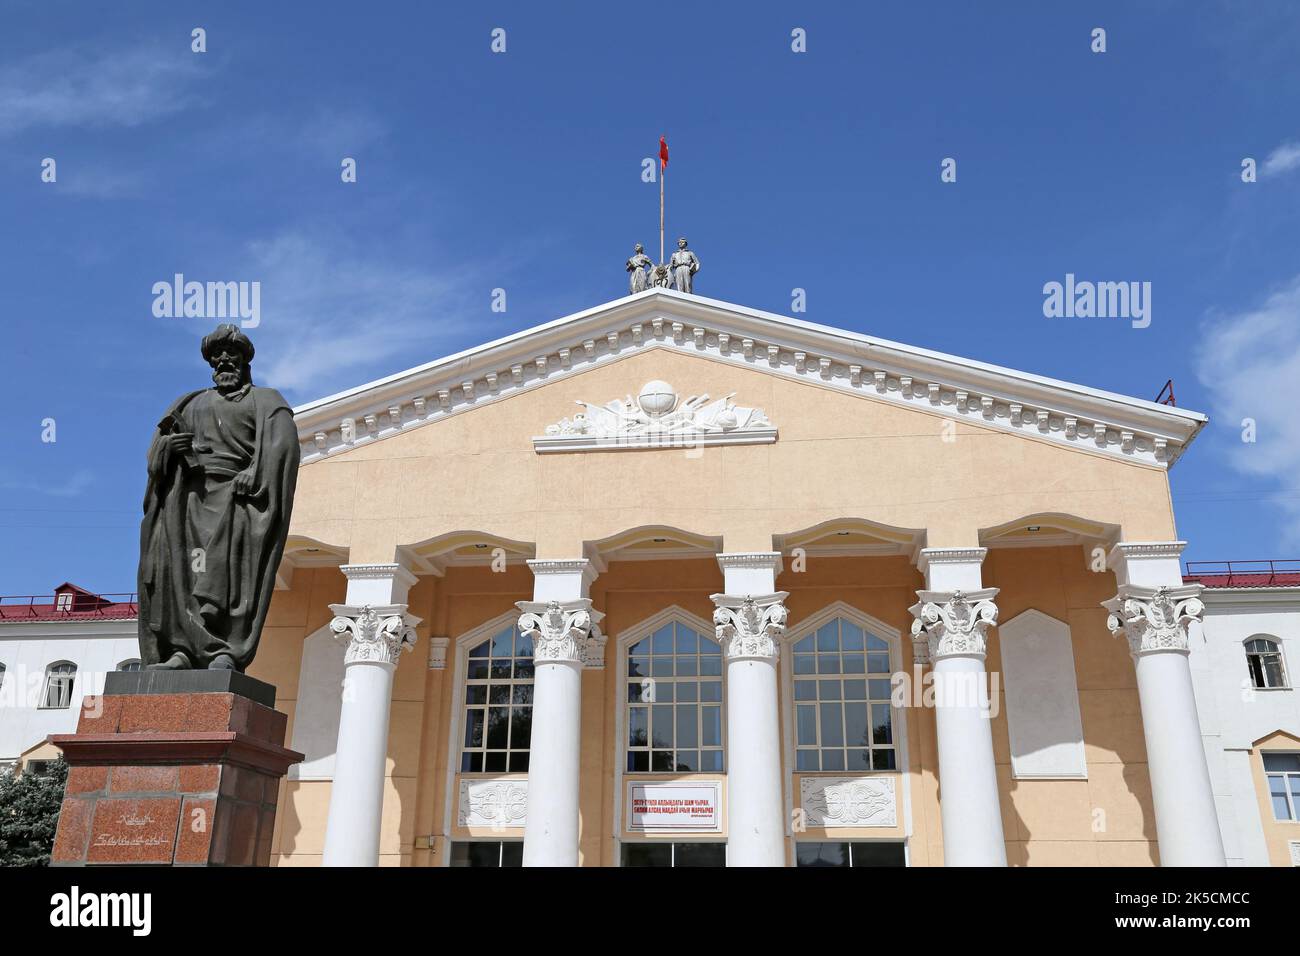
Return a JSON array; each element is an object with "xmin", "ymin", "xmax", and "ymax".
[{"xmin": 291, "ymin": 288, "xmax": 1206, "ymax": 468}]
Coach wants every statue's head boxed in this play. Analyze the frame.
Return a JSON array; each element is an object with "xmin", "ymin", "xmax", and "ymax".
[
  {"xmin": 677, "ymin": 237, "xmax": 688, "ymax": 249},
  {"xmin": 201, "ymin": 324, "xmax": 254, "ymax": 393},
  {"xmin": 634, "ymin": 243, "xmax": 644, "ymax": 253}
]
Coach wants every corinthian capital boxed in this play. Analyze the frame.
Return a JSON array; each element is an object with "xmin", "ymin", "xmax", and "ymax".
[
  {"xmin": 710, "ymin": 592, "xmax": 789, "ymax": 661},
  {"xmin": 515, "ymin": 599, "xmax": 593, "ymax": 664},
  {"xmin": 1102, "ymin": 584, "xmax": 1203, "ymax": 657},
  {"xmin": 329, "ymin": 603, "xmax": 420, "ymax": 666},
  {"xmin": 909, "ymin": 588, "xmax": 999, "ymax": 663}
]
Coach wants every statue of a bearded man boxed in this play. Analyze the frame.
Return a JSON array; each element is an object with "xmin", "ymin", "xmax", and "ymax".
[{"xmin": 137, "ymin": 324, "xmax": 300, "ymax": 671}]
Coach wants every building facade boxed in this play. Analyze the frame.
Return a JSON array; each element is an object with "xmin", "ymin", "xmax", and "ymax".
[
  {"xmin": 0, "ymin": 584, "xmax": 141, "ymax": 773},
  {"xmin": 238, "ymin": 287, "xmax": 1240, "ymax": 867},
  {"xmin": 1187, "ymin": 562, "xmax": 1300, "ymax": 867}
]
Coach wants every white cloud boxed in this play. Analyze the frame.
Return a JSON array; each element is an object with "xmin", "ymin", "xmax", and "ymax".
[
  {"xmin": 1261, "ymin": 141, "xmax": 1300, "ymax": 178},
  {"xmin": 0, "ymin": 469, "xmax": 94, "ymax": 498},
  {"xmin": 0, "ymin": 43, "xmax": 206, "ymax": 135},
  {"xmin": 1195, "ymin": 275, "xmax": 1300, "ymax": 545},
  {"xmin": 239, "ymin": 231, "xmax": 501, "ymax": 398}
]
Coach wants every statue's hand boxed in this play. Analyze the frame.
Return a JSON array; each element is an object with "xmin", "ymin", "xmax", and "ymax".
[
  {"xmin": 232, "ymin": 467, "xmax": 257, "ymax": 496},
  {"xmin": 164, "ymin": 432, "xmax": 194, "ymax": 456}
]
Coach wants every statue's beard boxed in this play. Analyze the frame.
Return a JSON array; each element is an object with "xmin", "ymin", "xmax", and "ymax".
[{"xmin": 212, "ymin": 367, "xmax": 244, "ymax": 392}]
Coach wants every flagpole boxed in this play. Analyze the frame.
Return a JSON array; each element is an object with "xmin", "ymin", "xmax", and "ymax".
[{"xmin": 659, "ymin": 162, "xmax": 665, "ymax": 266}]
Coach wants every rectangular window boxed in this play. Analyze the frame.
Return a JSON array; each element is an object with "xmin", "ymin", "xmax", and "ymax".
[
  {"xmin": 448, "ymin": 840, "xmax": 523, "ymax": 867},
  {"xmin": 794, "ymin": 841, "xmax": 906, "ymax": 867},
  {"xmin": 620, "ymin": 842, "xmax": 726, "ymax": 867},
  {"xmin": 1264, "ymin": 752, "xmax": 1300, "ymax": 821}
]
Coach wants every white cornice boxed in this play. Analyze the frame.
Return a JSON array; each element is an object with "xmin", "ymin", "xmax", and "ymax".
[{"xmin": 291, "ymin": 289, "xmax": 1207, "ymax": 470}]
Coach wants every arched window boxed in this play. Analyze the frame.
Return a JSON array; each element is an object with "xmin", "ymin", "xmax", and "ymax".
[
  {"xmin": 41, "ymin": 662, "xmax": 77, "ymax": 709},
  {"xmin": 117, "ymin": 659, "xmax": 143, "ymax": 672},
  {"xmin": 1245, "ymin": 637, "xmax": 1287, "ymax": 689},
  {"xmin": 460, "ymin": 622, "xmax": 533, "ymax": 773},
  {"xmin": 792, "ymin": 616, "xmax": 895, "ymax": 772},
  {"xmin": 625, "ymin": 619, "xmax": 724, "ymax": 773}
]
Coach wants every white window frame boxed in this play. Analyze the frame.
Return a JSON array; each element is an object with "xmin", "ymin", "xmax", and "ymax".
[
  {"xmin": 612, "ymin": 606, "xmax": 726, "ymax": 854},
  {"xmin": 55, "ymin": 593, "xmax": 73, "ymax": 611},
  {"xmin": 780, "ymin": 602, "xmax": 911, "ymax": 849},
  {"xmin": 1264, "ymin": 751, "xmax": 1300, "ymax": 822},
  {"xmin": 622, "ymin": 613, "xmax": 726, "ymax": 775},
  {"xmin": 117, "ymin": 659, "xmax": 144, "ymax": 672},
  {"xmin": 440, "ymin": 608, "xmax": 533, "ymax": 864},
  {"xmin": 1244, "ymin": 635, "xmax": 1289, "ymax": 690},
  {"xmin": 40, "ymin": 661, "xmax": 77, "ymax": 709}
]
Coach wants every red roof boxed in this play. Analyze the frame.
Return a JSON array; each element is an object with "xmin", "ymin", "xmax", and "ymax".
[
  {"xmin": 1184, "ymin": 561, "xmax": 1300, "ymax": 590},
  {"xmin": 0, "ymin": 585, "xmax": 137, "ymax": 622}
]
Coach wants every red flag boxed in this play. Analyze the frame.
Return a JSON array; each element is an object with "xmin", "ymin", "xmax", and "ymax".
[{"xmin": 659, "ymin": 136, "xmax": 669, "ymax": 170}]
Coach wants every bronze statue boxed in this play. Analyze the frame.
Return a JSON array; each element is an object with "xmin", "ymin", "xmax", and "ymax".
[{"xmin": 137, "ymin": 324, "xmax": 299, "ymax": 671}]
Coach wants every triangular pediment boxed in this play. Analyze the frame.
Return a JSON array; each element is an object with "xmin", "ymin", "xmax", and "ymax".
[{"xmin": 292, "ymin": 289, "xmax": 1205, "ymax": 469}]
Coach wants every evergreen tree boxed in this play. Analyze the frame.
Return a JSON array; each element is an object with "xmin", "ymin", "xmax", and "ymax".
[{"xmin": 0, "ymin": 757, "xmax": 69, "ymax": 866}]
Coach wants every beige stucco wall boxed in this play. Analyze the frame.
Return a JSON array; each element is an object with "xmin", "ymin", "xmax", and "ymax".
[
  {"xmin": 1249, "ymin": 730, "xmax": 1300, "ymax": 866},
  {"xmin": 253, "ymin": 345, "xmax": 1181, "ymax": 866},
  {"xmin": 287, "ymin": 347, "xmax": 1178, "ymax": 561}
]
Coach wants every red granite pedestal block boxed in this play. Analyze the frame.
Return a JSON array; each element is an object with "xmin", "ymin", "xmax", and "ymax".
[{"xmin": 50, "ymin": 690, "xmax": 302, "ymax": 866}]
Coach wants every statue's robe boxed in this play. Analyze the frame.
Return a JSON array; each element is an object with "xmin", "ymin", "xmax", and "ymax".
[{"xmin": 137, "ymin": 383, "xmax": 299, "ymax": 671}]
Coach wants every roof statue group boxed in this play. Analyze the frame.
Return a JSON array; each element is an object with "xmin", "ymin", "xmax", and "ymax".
[{"xmin": 627, "ymin": 238, "xmax": 699, "ymax": 294}]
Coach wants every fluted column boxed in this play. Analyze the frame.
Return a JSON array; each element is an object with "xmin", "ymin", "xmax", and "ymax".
[
  {"xmin": 910, "ymin": 547, "xmax": 1007, "ymax": 866},
  {"xmin": 713, "ymin": 551, "xmax": 788, "ymax": 867},
  {"xmin": 1103, "ymin": 542, "xmax": 1225, "ymax": 866},
  {"xmin": 518, "ymin": 559, "xmax": 598, "ymax": 866},
  {"xmin": 322, "ymin": 574, "xmax": 420, "ymax": 866}
]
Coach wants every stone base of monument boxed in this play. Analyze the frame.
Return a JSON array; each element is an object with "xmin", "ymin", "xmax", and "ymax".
[{"xmin": 49, "ymin": 670, "xmax": 303, "ymax": 867}]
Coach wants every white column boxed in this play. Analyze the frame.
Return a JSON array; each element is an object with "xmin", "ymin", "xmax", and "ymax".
[
  {"xmin": 712, "ymin": 552, "xmax": 787, "ymax": 867},
  {"xmin": 518, "ymin": 559, "xmax": 599, "ymax": 867},
  {"xmin": 1103, "ymin": 542, "xmax": 1226, "ymax": 867},
  {"xmin": 910, "ymin": 547, "xmax": 1007, "ymax": 866},
  {"xmin": 322, "ymin": 563, "xmax": 419, "ymax": 867}
]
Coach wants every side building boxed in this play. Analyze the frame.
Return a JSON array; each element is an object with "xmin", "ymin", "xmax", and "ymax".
[
  {"xmin": 0, "ymin": 584, "xmax": 141, "ymax": 774},
  {"xmin": 1188, "ymin": 561, "xmax": 1300, "ymax": 866}
]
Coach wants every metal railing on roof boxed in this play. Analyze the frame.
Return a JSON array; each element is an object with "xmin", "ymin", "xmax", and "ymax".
[
  {"xmin": 0, "ymin": 593, "xmax": 139, "ymax": 619},
  {"xmin": 1184, "ymin": 560, "xmax": 1300, "ymax": 588}
]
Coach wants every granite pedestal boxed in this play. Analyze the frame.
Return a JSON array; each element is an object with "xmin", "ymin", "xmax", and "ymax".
[{"xmin": 50, "ymin": 670, "xmax": 303, "ymax": 866}]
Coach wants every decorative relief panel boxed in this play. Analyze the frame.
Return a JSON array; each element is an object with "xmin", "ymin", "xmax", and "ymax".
[
  {"xmin": 534, "ymin": 380, "xmax": 776, "ymax": 452},
  {"xmin": 457, "ymin": 778, "xmax": 528, "ymax": 829},
  {"xmin": 799, "ymin": 775, "xmax": 897, "ymax": 828}
]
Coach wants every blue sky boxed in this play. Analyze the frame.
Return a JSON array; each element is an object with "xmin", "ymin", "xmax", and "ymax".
[{"xmin": 3, "ymin": 1, "xmax": 1300, "ymax": 596}]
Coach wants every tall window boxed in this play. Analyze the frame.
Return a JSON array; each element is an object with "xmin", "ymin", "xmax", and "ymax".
[
  {"xmin": 449, "ymin": 841, "xmax": 522, "ymax": 867},
  {"xmin": 795, "ymin": 842, "xmax": 906, "ymax": 867},
  {"xmin": 1246, "ymin": 638, "xmax": 1287, "ymax": 689},
  {"xmin": 626, "ymin": 620, "xmax": 724, "ymax": 772},
  {"xmin": 460, "ymin": 623, "xmax": 533, "ymax": 773},
  {"xmin": 1265, "ymin": 753, "xmax": 1300, "ymax": 821},
  {"xmin": 621, "ymin": 842, "xmax": 725, "ymax": 867},
  {"xmin": 41, "ymin": 662, "xmax": 77, "ymax": 709},
  {"xmin": 792, "ymin": 617, "xmax": 895, "ymax": 772}
]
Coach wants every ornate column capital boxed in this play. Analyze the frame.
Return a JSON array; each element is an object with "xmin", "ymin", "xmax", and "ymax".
[
  {"xmin": 1102, "ymin": 584, "xmax": 1203, "ymax": 657},
  {"xmin": 329, "ymin": 603, "xmax": 421, "ymax": 666},
  {"xmin": 710, "ymin": 592, "xmax": 790, "ymax": 661},
  {"xmin": 909, "ymin": 588, "xmax": 999, "ymax": 663},
  {"xmin": 515, "ymin": 599, "xmax": 594, "ymax": 665}
]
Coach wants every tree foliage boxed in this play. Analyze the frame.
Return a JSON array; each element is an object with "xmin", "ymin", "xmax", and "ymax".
[{"xmin": 0, "ymin": 757, "xmax": 69, "ymax": 866}]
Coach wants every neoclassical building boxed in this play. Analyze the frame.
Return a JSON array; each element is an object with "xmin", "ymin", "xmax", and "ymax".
[{"xmin": 250, "ymin": 288, "xmax": 1225, "ymax": 867}]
